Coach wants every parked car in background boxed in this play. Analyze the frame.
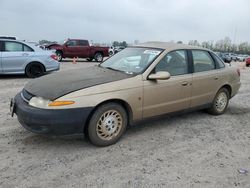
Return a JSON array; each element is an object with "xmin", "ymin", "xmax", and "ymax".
[
  {"xmin": 46, "ymin": 39, "xmax": 109, "ymax": 62},
  {"xmin": 224, "ymin": 53, "xmax": 237, "ymax": 61},
  {"xmin": 109, "ymin": 46, "xmax": 115, "ymax": 56},
  {"xmin": 236, "ymin": 54, "xmax": 246, "ymax": 62},
  {"xmin": 216, "ymin": 52, "xmax": 232, "ymax": 63},
  {"xmin": 246, "ymin": 57, "xmax": 250, "ymax": 67},
  {"xmin": 12, "ymin": 42, "xmax": 241, "ymax": 146},
  {"xmin": 114, "ymin": 46, "xmax": 126, "ymax": 54},
  {"xmin": 0, "ymin": 39, "xmax": 59, "ymax": 78}
]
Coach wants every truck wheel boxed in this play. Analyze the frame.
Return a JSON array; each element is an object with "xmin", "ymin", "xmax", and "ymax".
[
  {"xmin": 25, "ymin": 63, "xmax": 45, "ymax": 78},
  {"xmin": 56, "ymin": 51, "xmax": 63, "ymax": 62},
  {"xmin": 87, "ymin": 103, "xmax": 127, "ymax": 146},
  {"xmin": 94, "ymin": 52, "xmax": 103, "ymax": 62}
]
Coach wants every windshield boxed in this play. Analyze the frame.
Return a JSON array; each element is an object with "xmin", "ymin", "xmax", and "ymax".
[{"xmin": 100, "ymin": 47, "xmax": 163, "ymax": 74}]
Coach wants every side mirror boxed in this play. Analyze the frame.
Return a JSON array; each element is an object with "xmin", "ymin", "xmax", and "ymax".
[{"xmin": 148, "ymin": 71, "xmax": 171, "ymax": 80}]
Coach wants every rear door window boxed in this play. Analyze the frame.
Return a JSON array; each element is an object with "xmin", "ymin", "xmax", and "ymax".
[
  {"xmin": 192, "ymin": 50, "xmax": 215, "ymax": 72},
  {"xmin": 79, "ymin": 40, "xmax": 88, "ymax": 46}
]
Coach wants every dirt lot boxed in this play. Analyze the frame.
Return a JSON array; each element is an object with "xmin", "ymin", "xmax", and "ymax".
[{"xmin": 0, "ymin": 60, "xmax": 249, "ymax": 188}]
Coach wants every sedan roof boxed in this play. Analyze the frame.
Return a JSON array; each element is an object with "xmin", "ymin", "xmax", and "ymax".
[{"xmin": 135, "ymin": 42, "xmax": 206, "ymax": 51}]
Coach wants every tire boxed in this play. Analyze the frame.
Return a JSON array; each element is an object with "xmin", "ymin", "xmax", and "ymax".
[
  {"xmin": 207, "ymin": 88, "xmax": 229, "ymax": 115},
  {"xmin": 94, "ymin": 52, "xmax": 103, "ymax": 62},
  {"xmin": 87, "ymin": 103, "xmax": 127, "ymax": 146},
  {"xmin": 109, "ymin": 51, "xmax": 113, "ymax": 56},
  {"xmin": 87, "ymin": 58, "xmax": 93, "ymax": 62},
  {"xmin": 56, "ymin": 51, "xmax": 63, "ymax": 62},
  {"xmin": 25, "ymin": 63, "xmax": 45, "ymax": 78}
]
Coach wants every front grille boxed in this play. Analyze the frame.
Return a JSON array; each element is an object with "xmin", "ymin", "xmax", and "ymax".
[{"xmin": 21, "ymin": 89, "xmax": 34, "ymax": 102}]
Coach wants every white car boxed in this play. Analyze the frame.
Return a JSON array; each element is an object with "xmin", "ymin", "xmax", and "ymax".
[{"xmin": 0, "ymin": 39, "xmax": 60, "ymax": 77}]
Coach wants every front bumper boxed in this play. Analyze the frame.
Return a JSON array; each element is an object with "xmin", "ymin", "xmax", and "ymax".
[{"xmin": 13, "ymin": 92, "xmax": 93, "ymax": 135}]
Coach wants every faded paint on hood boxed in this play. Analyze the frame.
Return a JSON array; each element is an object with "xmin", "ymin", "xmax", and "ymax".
[{"xmin": 24, "ymin": 66, "xmax": 133, "ymax": 100}]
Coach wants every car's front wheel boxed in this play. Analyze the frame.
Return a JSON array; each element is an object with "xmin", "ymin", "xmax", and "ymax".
[
  {"xmin": 56, "ymin": 51, "xmax": 63, "ymax": 62},
  {"xmin": 207, "ymin": 88, "xmax": 229, "ymax": 115},
  {"xmin": 87, "ymin": 103, "xmax": 127, "ymax": 146}
]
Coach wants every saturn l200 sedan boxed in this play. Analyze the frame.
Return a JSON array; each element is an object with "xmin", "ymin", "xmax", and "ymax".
[
  {"xmin": 0, "ymin": 39, "xmax": 59, "ymax": 77},
  {"xmin": 11, "ymin": 42, "xmax": 241, "ymax": 146}
]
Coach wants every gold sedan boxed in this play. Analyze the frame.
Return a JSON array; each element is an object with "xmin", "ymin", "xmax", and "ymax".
[{"xmin": 12, "ymin": 42, "xmax": 241, "ymax": 146}]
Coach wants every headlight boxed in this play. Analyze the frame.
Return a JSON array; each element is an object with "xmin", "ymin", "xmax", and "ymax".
[
  {"xmin": 29, "ymin": 97, "xmax": 50, "ymax": 108},
  {"xmin": 29, "ymin": 97, "xmax": 75, "ymax": 108}
]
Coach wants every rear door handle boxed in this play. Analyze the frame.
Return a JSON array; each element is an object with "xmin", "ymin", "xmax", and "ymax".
[
  {"xmin": 214, "ymin": 77, "xmax": 219, "ymax": 80},
  {"xmin": 181, "ymin": 81, "xmax": 189, "ymax": 86},
  {"xmin": 22, "ymin": 53, "xmax": 29, "ymax": 56}
]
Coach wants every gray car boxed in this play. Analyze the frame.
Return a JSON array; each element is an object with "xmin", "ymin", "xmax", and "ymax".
[{"xmin": 0, "ymin": 39, "xmax": 60, "ymax": 77}]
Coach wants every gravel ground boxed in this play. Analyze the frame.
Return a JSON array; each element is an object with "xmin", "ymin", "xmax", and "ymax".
[{"xmin": 0, "ymin": 60, "xmax": 249, "ymax": 188}]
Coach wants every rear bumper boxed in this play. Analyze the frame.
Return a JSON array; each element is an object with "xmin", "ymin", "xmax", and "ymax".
[{"xmin": 13, "ymin": 93, "xmax": 93, "ymax": 135}]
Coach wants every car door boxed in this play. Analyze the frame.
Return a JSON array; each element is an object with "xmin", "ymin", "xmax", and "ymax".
[
  {"xmin": 190, "ymin": 50, "xmax": 219, "ymax": 108},
  {"xmin": 78, "ymin": 40, "xmax": 90, "ymax": 58},
  {"xmin": 2, "ymin": 41, "xmax": 34, "ymax": 73},
  {"xmin": 143, "ymin": 50, "xmax": 192, "ymax": 118},
  {"xmin": 64, "ymin": 40, "xmax": 80, "ymax": 58}
]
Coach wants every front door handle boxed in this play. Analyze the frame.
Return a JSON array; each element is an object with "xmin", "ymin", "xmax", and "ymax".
[
  {"xmin": 214, "ymin": 77, "xmax": 219, "ymax": 80},
  {"xmin": 181, "ymin": 81, "xmax": 189, "ymax": 86}
]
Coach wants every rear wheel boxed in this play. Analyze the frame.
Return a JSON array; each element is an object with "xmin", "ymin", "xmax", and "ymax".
[
  {"xmin": 207, "ymin": 88, "xmax": 229, "ymax": 115},
  {"xmin": 94, "ymin": 52, "xmax": 103, "ymax": 62},
  {"xmin": 87, "ymin": 103, "xmax": 127, "ymax": 146},
  {"xmin": 25, "ymin": 63, "xmax": 45, "ymax": 78}
]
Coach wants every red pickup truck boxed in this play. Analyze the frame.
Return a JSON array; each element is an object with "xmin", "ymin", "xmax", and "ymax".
[{"xmin": 46, "ymin": 39, "xmax": 109, "ymax": 62}]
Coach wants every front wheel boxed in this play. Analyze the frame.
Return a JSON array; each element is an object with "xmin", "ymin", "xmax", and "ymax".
[
  {"xmin": 87, "ymin": 103, "xmax": 127, "ymax": 146},
  {"xmin": 56, "ymin": 51, "xmax": 63, "ymax": 62},
  {"xmin": 94, "ymin": 52, "xmax": 103, "ymax": 62},
  {"xmin": 207, "ymin": 88, "xmax": 229, "ymax": 115}
]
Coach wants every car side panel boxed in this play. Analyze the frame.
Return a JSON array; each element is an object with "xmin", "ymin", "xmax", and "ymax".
[
  {"xmin": 190, "ymin": 69, "xmax": 219, "ymax": 107},
  {"xmin": 1, "ymin": 51, "xmax": 34, "ymax": 73},
  {"xmin": 142, "ymin": 75, "xmax": 192, "ymax": 118}
]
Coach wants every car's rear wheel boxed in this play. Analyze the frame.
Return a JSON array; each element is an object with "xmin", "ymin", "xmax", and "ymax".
[
  {"xmin": 207, "ymin": 88, "xmax": 229, "ymax": 115},
  {"xmin": 94, "ymin": 52, "xmax": 103, "ymax": 62},
  {"xmin": 87, "ymin": 103, "xmax": 127, "ymax": 146},
  {"xmin": 56, "ymin": 51, "xmax": 63, "ymax": 62},
  {"xmin": 25, "ymin": 63, "xmax": 45, "ymax": 78}
]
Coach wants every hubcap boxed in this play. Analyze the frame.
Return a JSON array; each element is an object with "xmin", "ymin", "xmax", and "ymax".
[
  {"xmin": 215, "ymin": 92, "xmax": 228, "ymax": 112},
  {"xmin": 97, "ymin": 54, "xmax": 102, "ymax": 62},
  {"xmin": 57, "ymin": 53, "xmax": 62, "ymax": 61},
  {"xmin": 96, "ymin": 110, "xmax": 122, "ymax": 140}
]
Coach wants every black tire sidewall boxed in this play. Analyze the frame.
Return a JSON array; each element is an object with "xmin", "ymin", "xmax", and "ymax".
[
  {"xmin": 88, "ymin": 103, "xmax": 127, "ymax": 146},
  {"xmin": 25, "ymin": 63, "xmax": 44, "ymax": 78}
]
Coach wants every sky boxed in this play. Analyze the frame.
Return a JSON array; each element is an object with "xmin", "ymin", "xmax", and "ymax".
[{"xmin": 0, "ymin": 0, "xmax": 249, "ymax": 44}]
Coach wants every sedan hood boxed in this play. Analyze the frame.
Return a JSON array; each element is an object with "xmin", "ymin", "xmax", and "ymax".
[{"xmin": 24, "ymin": 66, "xmax": 133, "ymax": 100}]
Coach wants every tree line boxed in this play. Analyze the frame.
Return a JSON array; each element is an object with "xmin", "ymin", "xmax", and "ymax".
[{"xmin": 186, "ymin": 37, "xmax": 250, "ymax": 54}]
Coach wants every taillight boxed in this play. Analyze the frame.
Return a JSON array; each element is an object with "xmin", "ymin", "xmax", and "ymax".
[
  {"xmin": 50, "ymin": 54, "xmax": 58, "ymax": 61},
  {"xmin": 237, "ymin": 68, "xmax": 240, "ymax": 77}
]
